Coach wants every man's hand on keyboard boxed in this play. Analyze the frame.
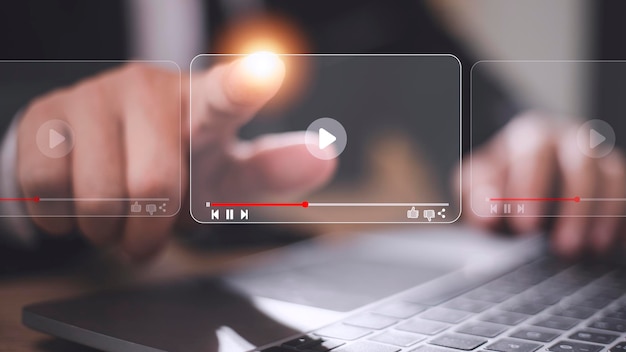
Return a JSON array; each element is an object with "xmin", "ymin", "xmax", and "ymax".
[{"xmin": 463, "ymin": 112, "xmax": 626, "ymax": 258}]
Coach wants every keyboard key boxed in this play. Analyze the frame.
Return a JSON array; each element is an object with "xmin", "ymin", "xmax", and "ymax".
[
  {"xmin": 373, "ymin": 302, "xmax": 426, "ymax": 319},
  {"xmin": 604, "ymin": 310, "xmax": 626, "ymax": 320},
  {"xmin": 524, "ymin": 258, "xmax": 569, "ymax": 277},
  {"xmin": 315, "ymin": 324, "xmax": 372, "ymax": 341},
  {"xmin": 610, "ymin": 342, "xmax": 626, "ymax": 352},
  {"xmin": 533, "ymin": 284, "xmax": 578, "ymax": 300},
  {"xmin": 484, "ymin": 280, "xmax": 531, "ymax": 294},
  {"xmin": 465, "ymin": 289, "xmax": 514, "ymax": 303},
  {"xmin": 283, "ymin": 336, "xmax": 323, "ymax": 349},
  {"xmin": 588, "ymin": 318, "xmax": 626, "ymax": 332},
  {"xmin": 597, "ymin": 273, "xmax": 626, "ymax": 289},
  {"xmin": 611, "ymin": 306, "xmax": 626, "ymax": 314},
  {"xmin": 306, "ymin": 340, "xmax": 345, "ymax": 352},
  {"xmin": 511, "ymin": 328, "xmax": 559, "ymax": 342},
  {"xmin": 429, "ymin": 333, "xmax": 487, "ymax": 350},
  {"xmin": 261, "ymin": 347, "xmax": 294, "ymax": 352},
  {"xmin": 486, "ymin": 338, "xmax": 542, "ymax": 352},
  {"xmin": 548, "ymin": 341, "xmax": 602, "ymax": 352},
  {"xmin": 456, "ymin": 322, "xmax": 507, "ymax": 338},
  {"xmin": 554, "ymin": 268, "xmax": 595, "ymax": 286},
  {"xmin": 445, "ymin": 298, "xmax": 493, "ymax": 313},
  {"xmin": 396, "ymin": 319, "xmax": 449, "ymax": 335},
  {"xmin": 410, "ymin": 346, "xmax": 454, "ymax": 352},
  {"xmin": 403, "ymin": 282, "xmax": 471, "ymax": 306},
  {"xmin": 421, "ymin": 308, "xmax": 472, "ymax": 324},
  {"xmin": 520, "ymin": 290, "xmax": 563, "ymax": 306},
  {"xmin": 579, "ymin": 286, "xmax": 623, "ymax": 300},
  {"xmin": 570, "ymin": 296, "xmax": 612, "ymax": 309},
  {"xmin": 343, "ymin": 314, "xmax": 398, "ymax": 330},
  {"xmin": 600, "ymin": 287, "xmax": 623, "ymax": 299},
  {"xmin": 370, "ymin": 330, "xmax": 424, "ymax": 347},
  {"xmin": 569, "ymin": 331, "xmax": 618, "ymax": 344},
  {"xmin": 533, "ymin": 316, "xmax": 580, "ymax": 330},
  {"xmin": 480, "ymin": 311, "xmax": 529, "ymax": 326},
  {"xmin": 500, "ymin": 268, "xmax": 549, "ymax": 286},
  {"xmin": 552, "ymin": 306, "xmax": 596, "ymax": 320},
  {"xmin": 335, "ymin": 341, "xmax": 400, "ymax": 352},
  {"xmin": 502, "ymin": 302, "xmax": 547, "ymax": 315}
]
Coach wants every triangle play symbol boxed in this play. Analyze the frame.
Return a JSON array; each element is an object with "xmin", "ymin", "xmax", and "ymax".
[
  {"xmin": 589, "ymin": 128, "xmax": 606, "ymax": 149},
  {"xmin": 318, "ymin": 128, "xmax": 337, "ymax": 150},
  {"xmin": 49, "ymin": 129, "xmax": 66, "ymax": 149}
]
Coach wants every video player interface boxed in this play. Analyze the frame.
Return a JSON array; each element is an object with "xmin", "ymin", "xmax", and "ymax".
[
  {"xmin": 0, "ymin": 61, "xmax": 182, "ymax": 217},
  {"xmin": 471, "ymin": 61, "xmax": 626, "ymax": 218},
  {"xmin": 190, "ymin": 54, "xmax": 462, "ymax": 224}
]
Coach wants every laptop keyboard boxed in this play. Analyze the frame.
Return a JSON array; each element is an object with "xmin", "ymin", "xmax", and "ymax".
[{"xmin": 257, "ymin": 258, "xmax": 626, "ymax": 352}]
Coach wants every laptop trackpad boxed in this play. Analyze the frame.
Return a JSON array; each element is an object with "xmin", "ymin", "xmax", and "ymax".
[{"xmin": 225, "ymin": 229, "xmax": 507, "ymax": 312}]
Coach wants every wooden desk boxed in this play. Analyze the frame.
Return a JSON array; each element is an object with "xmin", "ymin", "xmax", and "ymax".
[{"xmin": 0, "ymin": 241, "xmax": 271, "ymax": 352}]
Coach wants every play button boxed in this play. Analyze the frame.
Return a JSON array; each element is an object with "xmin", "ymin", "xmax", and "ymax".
[
  {"xmin": 36, "ymin": 120, "xmax": 74, "ymax": 158},
  {"xmin": 577, "ymin": 119, "xmax": 615, "ymax": 158},
  {"xmin": 305, "ymin": 117, "xmax": 347, "ymax": 160},
  {"xmin": 589, "ymin": 129, "xmax": 606, "ymax": 149},
  {"xmin": 48, "ymin": 129, "xmax": 66, "ymax": 149},
  {"xmin": 318, "ymin": 128, "xmax": 336, "ymax": 150}
]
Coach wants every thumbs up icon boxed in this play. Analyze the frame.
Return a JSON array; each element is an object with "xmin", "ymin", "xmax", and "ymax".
[{"xmin": 406, "ymin": 207, "xmax": 419, "ymax": 219}]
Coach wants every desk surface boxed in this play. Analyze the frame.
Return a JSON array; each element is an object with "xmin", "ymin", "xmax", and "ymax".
[{"xmin": 0, "ymin": 241, "xmax": 271, "ymax": 352}]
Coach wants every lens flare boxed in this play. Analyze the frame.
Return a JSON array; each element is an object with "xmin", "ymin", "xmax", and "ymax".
[{"xmin": 241, "ymin": 51, "xmax": 283, "ymax": 82}]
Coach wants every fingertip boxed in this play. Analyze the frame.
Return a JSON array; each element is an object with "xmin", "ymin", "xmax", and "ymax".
[
  {"xmin": 509, "ymin": 216, "xmax": 542, "ymax": 235},
  {"xmin": 122, "ymin": 236, "xmax": 169, "ymax": 263},
  {"xmin": 225, "ymin": 52, "xmax": 286, "ymax": 107},
  {"xmin": 551, "ymin": 221, "xmax": 585, "ymax": 259},
  {"xmin": 32, "ymin": 217, "xmax": 74, "ymax": 237},
  {"xmin": 590, "ymin": 231, "xmax": 612, "ymax": 255},
  {"xmin": 77, "ymin": 218, "xmax": 124, "ymax": 247},
  {"xmin": 465, "ymin": 213, "xmax": 501, "ymax": 232},
  {"xmin": 121, "ymin": 218, "xmax": 174, "ymax": 263},
  {"xmin": 589, "ymin": 220, "xmax": 618, "ymax": 255}
]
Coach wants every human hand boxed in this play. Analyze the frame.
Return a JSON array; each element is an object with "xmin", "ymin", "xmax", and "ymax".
[
  {"xmin": 17, "ymin": 54, "xmax": 336, "ymax": 260},
  {"xmin": 463, "ymin": 111, "xmax": 626, "ymax": 258}
]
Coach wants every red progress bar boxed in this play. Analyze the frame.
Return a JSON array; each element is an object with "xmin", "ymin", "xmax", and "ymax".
[
  {"xmin": 210, "ymin": 201, "xmax": 309, "ymax": 208},
  {"xmin": 0, "ymin": 197, "xmax": 40, "ymax": 202},
  {"xmin": 489, "ymin": 197, "xmax": 580, "ymax": 203}
]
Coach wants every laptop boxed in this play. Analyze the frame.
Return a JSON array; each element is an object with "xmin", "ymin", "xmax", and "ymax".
[{"xmin": 22, "ymin": 227, "xmax": 626, "ymax": 352}]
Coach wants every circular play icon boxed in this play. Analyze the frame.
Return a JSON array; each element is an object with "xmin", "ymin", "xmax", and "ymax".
[
  {"xmin": 305, "ymin": 117, "xmax": 347, "ymax": 160},
  {"xmin": 36, "ymin": 119, "xmax": 75, "ymax": 158},
  {"xmin": 577, "ymin": 119, "xmax": 615, "ymax": 158}
]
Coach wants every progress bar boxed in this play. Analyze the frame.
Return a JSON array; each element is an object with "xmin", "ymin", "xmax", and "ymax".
[
  {"xmin": 489, "ymin": 196, "xmax": 626, "ymax": 203},
  {"xmin": 307, "ymin": 202, "xmax": 449, "ymax": 207},
  {"xmin": 38, "ymin": 198, "xmax": 170, "ymax": 202},
  {"xmin": 206, "ymin": 202, "xmax": 449, "ymax": 208},
  {"xmin": 489, "ymin": 197, "xmax": 580, "ymax": 203},
  {"xmin": 579, "ymin": 198, "xmax": 626, "ymax": 202}
]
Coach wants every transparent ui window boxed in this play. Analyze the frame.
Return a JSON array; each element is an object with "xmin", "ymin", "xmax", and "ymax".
[
  {"xmin": 471, "ymin": 60, "xmax": 626, "ymax": 218},
  {"xmin": 0, "ymin": 61, "xmax": 181, "ymax": 217},
  {"xmin": 190, "ymin": 54, "xmax": 461, "ymax": 224}
]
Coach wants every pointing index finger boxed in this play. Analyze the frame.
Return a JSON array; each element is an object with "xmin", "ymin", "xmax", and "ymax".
[{"xmin": 190, "ymin": 52, "xmax": 286, "ymax": 141}]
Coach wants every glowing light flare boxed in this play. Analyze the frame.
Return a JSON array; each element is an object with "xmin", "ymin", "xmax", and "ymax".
[
  {"xmin": 240, "ymin": 51, "xmax": 284, "ymax": 84},
  {"xmin": 212, "ymin": 15, "xmax": 312, "ymax": 115},
  {"xmin": 225, "ymin": 51, "xmax": 285, "ymax": 105}
]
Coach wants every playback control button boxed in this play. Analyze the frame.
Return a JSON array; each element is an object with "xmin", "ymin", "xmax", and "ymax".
[{"xmin": 36, "ymin": 119, "xmax": 75, "ymax": 158}]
